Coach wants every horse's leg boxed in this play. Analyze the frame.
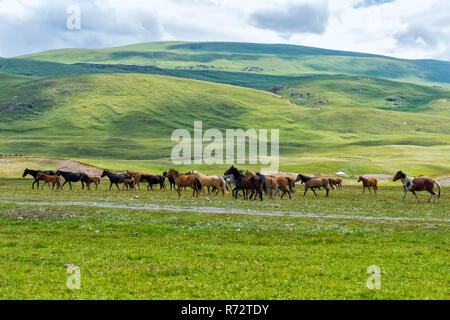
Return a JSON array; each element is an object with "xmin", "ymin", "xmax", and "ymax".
[
  {"xmin": 312, "ymin": 188, "xmax": 318, "ymax": 197},
  {"xmin": 325, "ymin": 187, "xmax": 329, "ymax": 197},
  {"xmin": 116, "ymin": 183, "xmax": 120, "ymax": 191},
  {"xmin": 402, "ymin": 190, "xmax": 408, "ymax": 201},
  {"xmin": 177, "ymin": 186, "xmax": 182, "ymax": 198},
  {"xmin": 69, "ymin": 181, "xmax": 73, "ymax": 191},
  {"xmin": 362, "ymin": 186, "xmax": 365, "ymax": 194},
  {"xmin": 304, "ymin": 187, "xmax": 308, "ymax": 196},
  {"xmin": 281, "ymin": 190, "xmax": 285, "ymax": 199},
  {"xmin": 412, "ymin": 191, "xmax": 420, "ymax": 203},
  {"xmin": 109, "ymin": 182, "xmax": 113, "ymax": 190},
  {"xmin": 288, "ymin": 190, "xmax": 292, "ymax": 200}
]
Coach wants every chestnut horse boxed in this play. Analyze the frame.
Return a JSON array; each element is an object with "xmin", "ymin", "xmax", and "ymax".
[
  {"xmin": 80, "ymin": 173, "xmax": 101, "ymax": 190},
  {"xmin": 295, "ymin": 174, "xmax": 332, "ymax": 197},
  {"xmin": 272, "ymin": 176, "xmax": 295, "ymax": 199},
  {"xmin": 23, "ymin": 169, "xmax": 59, "ymax": 190},
  {"xmin": 357, "ymin": 176, "xmax": 378, "ymax": 194},
  {"xmin": 37, "ymin": 172, "xmax": 62, "ymax": 190},
  {"xmin": 265, "ymin": 177, "xmax": 279, "ymax": 199},
  {"xmin": 167, "ymin": 169, "xmax": 203, "ymax": 197},
  {"xmin": 393, "ymin": 171, "xmax": 441, "ymax": 203}
]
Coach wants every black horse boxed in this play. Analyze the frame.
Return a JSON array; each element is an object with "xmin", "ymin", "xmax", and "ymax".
[
  {"xmin": 101, "ymin": 170, "xmax": 132, "ymax": 190},
  {"xmin": 224, "ymin": 166, "xmax": 267, "ymax": 201},
  {"xmin": 56, "ymin": 170, "xmax": 84, "ymax": 190},
  {"xmin": 22, "ymin": 168, "xmax": 59, "ymax": 190},
  {"xmin": 163, "ymin": 171, "xmax": 176, "ymax": 190},
  {"xmin": 140, "ymin": 175, "xmax": 166, "ymax": 191}
]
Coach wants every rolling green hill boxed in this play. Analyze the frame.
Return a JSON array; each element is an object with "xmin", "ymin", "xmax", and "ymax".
[
  {"xmin": 0, "ymin": 72, "xmax": 449, "ymax": 175},
  {"xmin": 4, "ymin": 41, "xmax": 450, "ymax": 88}
]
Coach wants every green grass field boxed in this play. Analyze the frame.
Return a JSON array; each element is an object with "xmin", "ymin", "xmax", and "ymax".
[{"xmin": 0, "ymin": 179, "xmax": 448, "ymax": 299}]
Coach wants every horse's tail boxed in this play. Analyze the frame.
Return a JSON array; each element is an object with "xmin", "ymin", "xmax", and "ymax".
[
  {"xmin": 287, "ymin": 177, "xmax": 295, "ymax": 193},
  {"xmin": 261, "ymin": 176, "xmax": 268, "ymax": 194},
  {"xmin": 220, "ymin": 177, "xmax": 229, "ymax": 193},
  {"xmin": 194, "ymin": 177, "xmax": 203, "ymax": 192},
  {"xmin": 434, "ymin": 180, "xmax": 441, "ymax": 199},
  {"xmin": 329, "ymin": 179, "xmax": 335, "ymax": 190}
]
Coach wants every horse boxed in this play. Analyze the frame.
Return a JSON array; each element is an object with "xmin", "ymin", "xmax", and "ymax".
[
  {"xmin": 295, "ymin": 174, "xmax": 332, "ymax": 197},
  {"xmin": 123, "ymin": 179, "xmax": 136, "ymax": 191},
  {"xmin": 56, "ymin": 170, "xmax": 85, "ymax": 190},
  {"xmin": 265, "ymin": 176, "xmax": 279, "ymax": 199},
  {"xmin": 192, "ymin": 171, "xmax": 227, "ymax": 195},
  {"xmin": 36, "ymin": 172, "xmax": 62, "ymax": 190},
  {"xmin": 101, "ymin": 170, "xmax": 132, "ymax": 191},
  {"xmin": 22, "ymin": 168, "xmax": 59, "ymax": 190},
  {"xmin": 167, "ymin": 169, "xmax": 202, "ymax": 197},
  {"xmin": 330, "ymin": 178, "xmax": 343, "ymax": 189},
  {"xmin": 272, "ymin": 176, "xmax": 295, "ymax": 199},
  {"xmin": 127, "ymin": 171, "xmax": 144, "ymax": 190},
  {"xmin": 393, "ymin": 171, "xmax": 441, "ymax": 203},
  {"xmin": 140, "ymin": 174, "xmax": 166, "ymax": 191},
  {"xmin": 80, "ymin": 173, "xmax": 101, "ymax": 190},
  {"xmin": 357, "ymin": 176, "xmax": 378, "ymax": 194},
  {"xmin": 224, "ymin": 166, "xmax": 266, "ymax": 201},
  {"xmin": 163, "ymin": 172, "xmax": 176, "ymax": 190}
]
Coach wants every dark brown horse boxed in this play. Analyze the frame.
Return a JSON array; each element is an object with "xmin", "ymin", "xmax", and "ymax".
[
  {"xmin": 295, "ymin": 174, "xmax": 332, "ymax": 197},
  {"xmin": 167, "ymin": 169, "xmax": 202, "ymax": 197},
  {"xmin": 357, "ymin": 176, "xmax": 378, "ymax": 194},
  {"xmin": 224, "ymin": 166, "xmax": 266, "ymax": 201},
  {"xmin": 393, "ymin": 171, "xmax": 441, "ymax": 203}
]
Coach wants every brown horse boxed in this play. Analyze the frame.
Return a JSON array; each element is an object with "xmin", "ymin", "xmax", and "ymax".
[
  {"xmin": 127, "ymin": 171, "xmax": 145, "ymax": 190},
  {"xmin": 167, "ymin": 169, "xmax": 203, "ymax": 197},
  {"xmin": 357, "ymin": 176, "xmax": 378, "ymax": 194},
  {"xmin": 80, "ymin": 173, "xmax": 101, "ymax": 190},
  {"xmin": 265, "ymin": 177, "xmax": 279, "ymax": 199},
  {"xmin": 272, "ymin": 176, "xmax": 295, "ymax": 199},
  {"xmin": 37, "ymin": 172, "xmax": 62, "ymax": 190},
  {"xmin": 295, "ymin": 174, "xmax": 332, "ymax": 197},
  {"xmin": 393, "ymin": 171, "xmax": 441, "ymax": 203},
  {"xmin": 330, "ymin": 178, "xmax": 343, "ymax": 189},
  {"xmin": 123, "ymin": 179, "xmax": 136, "ymax": 191}
]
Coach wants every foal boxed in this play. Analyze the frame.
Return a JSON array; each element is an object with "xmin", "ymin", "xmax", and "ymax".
[
  {"xmin": 80, "ymin": 173, "xmax": 101, "ymax": 190},
  {"xmin": 393, "ymin": 171, "xmax": 441, "ymax": 203},
  {"xmin": 37, "ymin": 172, "xmax": 62, "ymax": 190},
  {"xmin": 357, "ymin": 176, "xmax": 378, "ymax": 194}
]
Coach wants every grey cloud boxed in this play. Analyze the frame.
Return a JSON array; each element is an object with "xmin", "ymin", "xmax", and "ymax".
[
  {"xmin": 353, "ymin": 0, "xmax": 395, "ymax": 9},
  {"xmin": 250, "ymin": 2, "xmax": 329, "ymax": 35},
  {"xmin": 394, "ymin": 24, "xmax": 439, "ymax": 48}
]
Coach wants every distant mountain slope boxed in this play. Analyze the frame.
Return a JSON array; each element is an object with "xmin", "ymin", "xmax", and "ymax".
[
  {"xmin": 12, "ymin": 41, "xmax": 450, "ymax": 86},
  {"xmin": 0, "ymin": 72, "xmax": 448, "ymax": 174}
]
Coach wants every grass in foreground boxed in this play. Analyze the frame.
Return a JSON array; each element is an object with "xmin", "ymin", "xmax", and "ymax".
[{"xmin": 0, "ymin": 179, "xmax": 448, "ymax": 299}]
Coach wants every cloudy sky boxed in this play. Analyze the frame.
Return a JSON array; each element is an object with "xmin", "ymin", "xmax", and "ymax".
[{"xmin": 0, "ymin": 0, "xmax": 448, "ymax": 60}]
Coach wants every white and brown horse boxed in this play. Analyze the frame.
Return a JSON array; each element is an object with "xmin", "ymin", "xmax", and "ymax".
[{"xmin": 393, "ymin": 171, "xmax": 441, "ymax": 203}]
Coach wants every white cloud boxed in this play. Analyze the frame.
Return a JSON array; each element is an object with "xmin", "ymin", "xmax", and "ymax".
[{"xmin": 0, "ymin": 0, "xmax": 448, "ymax": 60}]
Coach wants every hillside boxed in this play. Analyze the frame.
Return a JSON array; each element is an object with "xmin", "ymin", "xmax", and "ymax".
[
  {"xmin": 0, "ymin": 72, "xmax": 449, "ymax": 175},
  {"xmin": 6, "ymin": 41, "xmax": 450, "ymax": 87}
]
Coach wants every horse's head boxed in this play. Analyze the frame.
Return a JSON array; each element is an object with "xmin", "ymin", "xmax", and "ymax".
[
  {"xmin": 295, "ymin": 174, "xmax": 307, "ymax": 183},
  {"xmin": 101, "ymin": 170, "xmax": 107, "ymax": 178},
  {"xmin": 393, "ymin": 171, "xmax": 405, "ymax": 182},
  {"xmin": 224, "ymin": 165, "xmax": 236, "ymax": 176},
  {"xmin": 163, "ymin": 171, "xmax": 167, "ymax": 177},
  {"xmin": 357, "ymin": 176, "xmax": 363, "ymax": 183},
  {"xmin": 167, "ymin": 168, "xmax": 177, "ymax": 178}
]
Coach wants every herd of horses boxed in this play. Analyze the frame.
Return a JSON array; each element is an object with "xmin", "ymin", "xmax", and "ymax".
[{"xmin": 22, "ymin": 167, "xmax": 442, "ymax": 203}]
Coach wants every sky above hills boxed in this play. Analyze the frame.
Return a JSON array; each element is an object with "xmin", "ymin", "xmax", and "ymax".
[{"xmin": 0, "ymin": 0, "xmax": 448, "ymax": 61}]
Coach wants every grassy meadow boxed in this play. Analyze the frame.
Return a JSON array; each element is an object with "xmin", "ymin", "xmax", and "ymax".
[{"xmin": 0, "ymin": 178, "xmax": 448, "ymax": 299}]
